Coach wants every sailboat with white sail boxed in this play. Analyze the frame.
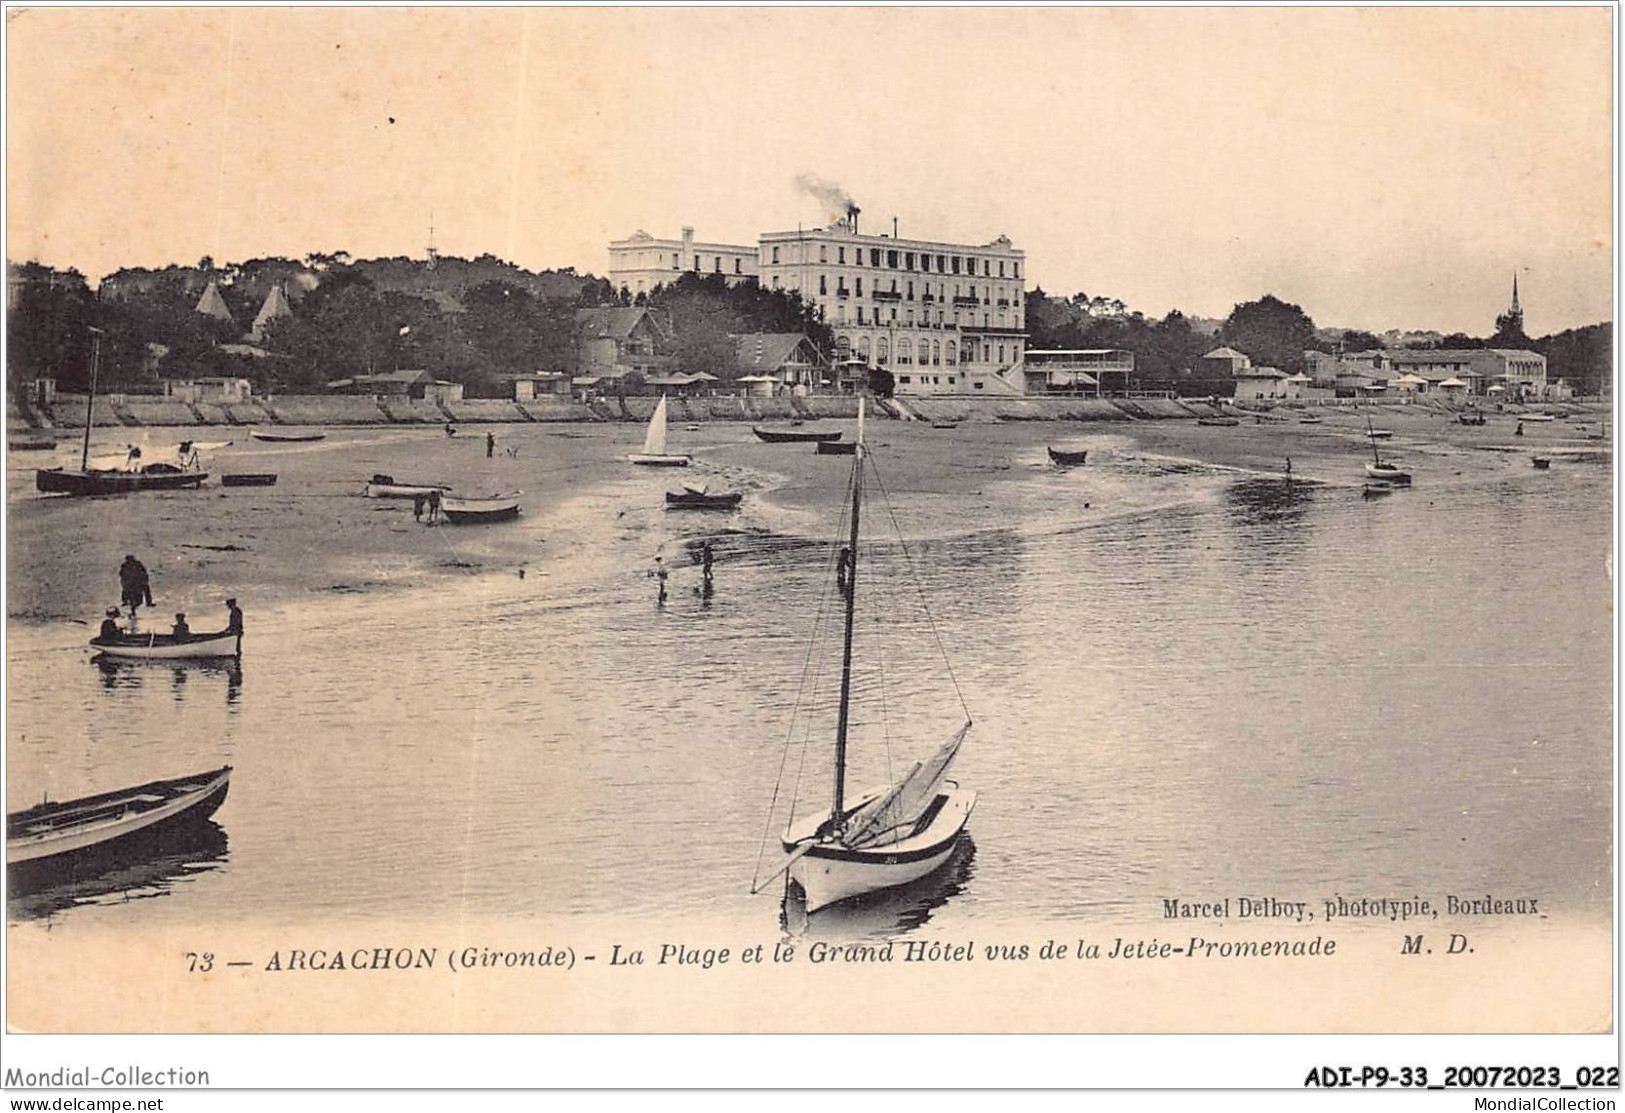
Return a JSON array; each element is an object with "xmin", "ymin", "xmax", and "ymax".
[
  {"xmin": 754, "ymin": 399, "xmax": 978, "ymax": 913},
  {"xmin": 628, "ymin": 395, "xmax": 693, "ymax": 466}
]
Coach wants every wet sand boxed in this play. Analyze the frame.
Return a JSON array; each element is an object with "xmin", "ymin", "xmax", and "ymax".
[{"xmin": 7, "ymin": 405, "xmax": 1608, "ymax": 628}]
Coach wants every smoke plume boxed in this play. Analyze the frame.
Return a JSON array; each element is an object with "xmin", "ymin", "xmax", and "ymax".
[{"xmin": 793, "ymin": 173, "xmax": 858, "ymax": 220}]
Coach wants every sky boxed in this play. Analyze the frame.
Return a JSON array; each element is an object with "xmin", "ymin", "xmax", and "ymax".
[{"xmin": 6, "ymin": 6, "xmax": 1614, "ymax": 336}]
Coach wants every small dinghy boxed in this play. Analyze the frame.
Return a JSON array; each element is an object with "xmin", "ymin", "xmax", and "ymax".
[
  {"xmin": 8, "ymin": 766, "xmax": 231, "ymax": 868},
  {"xmin": 1196, "ymin": 416, "xmax": 1240, "ymax": 427},
  {"xmin": 628, "ymin": 396, "xmax": 693, "ymax": 466},
  {"xmin": 364, "ymin": 474, "xmax": 452, "ymax": 498},
  {"xmin": 753, "ymin": 425, "xmax": 843, "ymax": 444},
  {"xmin": 441, "ymin": 492, "xmax": 522, "ymax": 522},
  {"xmin": 92, "ymin": 628, "xmax": 242, "ymax": 660},
  {"xmin": 1047, "ymin": 446, "xmax": 1088, "ymax": 466},
  {"xmin": 1532, "ymin": 457, "xmax": 1551, "ymax": 470},
  {"xmin": 666, "ymin": 489, "xmax": 743, "ymax": 510},
  {"xmin": 222, "ymin": 473, "xmax": 278, "ymax": 487},
  {"xmin": 250, "ymin": 430, "xmax": 326, "ymax": 443}
]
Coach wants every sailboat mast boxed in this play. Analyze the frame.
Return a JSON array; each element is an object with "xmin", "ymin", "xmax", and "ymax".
[
  {"xmin": 831, "ymin": 415, "xmax": 865, "ymax": 828},
  {"xmin": 80, "ymin": 329, "xmax": 102, "ymax": 472}
]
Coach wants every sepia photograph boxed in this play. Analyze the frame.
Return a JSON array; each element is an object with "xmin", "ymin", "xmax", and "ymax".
[{"xmin": 2, "ymin": 3, "xmax": 1616, "ymax": 1095}]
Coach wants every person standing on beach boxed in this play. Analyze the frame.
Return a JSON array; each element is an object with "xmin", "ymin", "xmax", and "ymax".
[
  {"xmin": 119, "ymin": 554, "xmax": 153, "ymax": 618},
  {"xmin": 428, "ymin": 488, "xmax": 442, "ymax": 524},
  {"xmin": 650, "ymin": 556, "xmax": 669, "ymax": 605},
  {"xmin": 413, "ymin": 492, "xmax": 426, "ymax": 522},
  {"xmin": 486, "ymin": 431, "xmax": 496, "ymax": 458}
]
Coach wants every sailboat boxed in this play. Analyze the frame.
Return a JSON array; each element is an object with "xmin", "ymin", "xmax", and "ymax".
[
  {"xmin": 36, "ymin": 330, "xmax": 211, "ymax": 495},
  {"xmin": 756, "ymin": 399, "xmax": 977, "ymax": 913},
  {"xmin": 1363, "ymin": 418, "xmax": 1410, "ymax": 485},
  {"xmin": 628, "ymin": 395, "xmax": 693, "ymax": 466}
]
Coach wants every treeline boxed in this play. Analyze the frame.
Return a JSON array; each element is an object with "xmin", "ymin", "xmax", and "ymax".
[
  {"xmin": 1027, "ymin": 287, "xmax": 1612, "ymax": 395},
  {"xmin": 5, "ymin": 255, "xmax": 829, "ymax": 393}
]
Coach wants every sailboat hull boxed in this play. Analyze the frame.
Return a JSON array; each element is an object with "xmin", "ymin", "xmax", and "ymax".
[
  {"xmin": 628, "ymin": 453, "xmax": 692, "ymax": 467},
  {"xmin": 787, "ymin": 789, "xmax": 976, "ymax": 913}
]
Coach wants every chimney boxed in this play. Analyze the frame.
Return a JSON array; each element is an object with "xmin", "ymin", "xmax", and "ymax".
[
  {"xmin": 681, "ymin": 226, "xmax": 694, "ymax": 253},
  {"xmin": 846, "ymin": 203, "xmax": 861, "ymax": 236}
]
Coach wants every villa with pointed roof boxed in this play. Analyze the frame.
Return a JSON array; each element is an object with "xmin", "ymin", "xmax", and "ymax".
[
  {"xmin": 195, "ymin": 281, "xmax": 234, "ymax": 323},
  {"xmin": 248, "ymin": 283, "xmax": 292, "ymax": 343}
]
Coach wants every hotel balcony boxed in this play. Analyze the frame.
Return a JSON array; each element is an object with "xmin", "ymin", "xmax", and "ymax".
[
  {"xmin": 872, "ymin": 290, "xmax": 903, "ymax": 302},
  {"xmin": 952, "ymin": 295, "xmax": 979, "ymax": 306}
]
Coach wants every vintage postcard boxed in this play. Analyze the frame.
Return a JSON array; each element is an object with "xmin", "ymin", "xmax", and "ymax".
[{"xmin": 3, "ymin": 4, "xmax": 1614, "ymax": 1069}]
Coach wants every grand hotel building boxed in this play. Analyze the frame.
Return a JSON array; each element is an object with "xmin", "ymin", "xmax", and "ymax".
[
  {"xmin": 609, "ymin": 216, "xmax": 1028, "ymax": 395},
  {"xmin": 758, "ymin": 217, "xmax": 1027, "ymax": 395}
]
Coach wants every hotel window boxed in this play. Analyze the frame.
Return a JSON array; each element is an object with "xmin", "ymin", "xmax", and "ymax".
[
  {"xmin": 932, "ymin": 341, "xmax": 941, "ymax": 365},
  {"xmin": 907, "ymin": 281, "xmax": 914, "ymax": 300},
  {"xmin": 857, "ymin": 307, "xmax": 866, "ymax": 325},
  {"xmin": 838, "ymin": 247, "xmax": 846, "ymax": 264},
  {"xmin": 836, "ymin": 305, "xmax": 846, "ymax": 323},
  {"xmin": 1014, "ymin": 261, "xmax": 1020, "ymax": 279},
  {"xmin": 998, "ymin": 260, "xmax": 1005, "ymax": 277},
  {"xmin": 714, "ymin": 256, "xmax": 722, "ymax": 272},
  {"xmin": 920, "ymin": 254, "xmax": 930, "ymax": 273},
  {"xmin": 937, "ymin": 255, "xmax": 947, "ymax": 271},
  {"xmin": 772, "ymin": 247, "xmax": 780, "ymax": 264},
  {"xmin": 772, "ymin": 275, "xmax": 779, "ymax": 289},
  {"xmin": 983, "ymin": 259, "xmax": 990, "ymax": 276},
  {"xmin": 945, "ymin": 341, "xmax": 957, "ymax": 364},
  {"xmin": 899, "ymin": 375, "xmax": 911, "ymax": 385},
  {"xmin": 820, "ymin": 246, "xmax": 827, "ymax": 263},
  {"xmin": 856, "ymin": 277, "xmax": 863, "ymax": 296},
  {"xmin": 890, "ymin": 307, "xmax": 897, "ymax": 322},
  {"xmin": 694, "ymin": 255, "xmax": 701, "ymax": 270},
  {"xmin": 671, "ymin": 253, "xmax": 679, "ymax": 269},
  {"xmin": 819, "ymin": 276, "xmax": 827, "ymax": 295},
  {"xmin": 999, "ymin": 344, "xmax": 1006, "ymax": 363},
  {"xmin": 948, "ymin": 376, "xmax": 956, "ymax": 386},
  {"xmin": 887, "ymin": 250, "xmax": 898, "ymax": 268},
  {"xmin": 905, "ymin": 252, "xmax": 915, "ymax": 270},
  {"xmin": 877, "ymin": 338, "xmax": 890, "ymax": 363},
  {"xmin": 734, "ymin": 259, "xmax": 741, "ymax": 274},
  {"xmin": 871, "ymin": 248, "xmax": 881, "ymax": 266},
  {"xmin": 857, "ymin": 336, "xmax": 871, "ymax": 359},
  {"xmin": 899, "ymin": 340, "xmax": 912, "ymax": 365},
  {"xmin": 951, "ymin": 257, "xmax": 961, "ymax": 274}
]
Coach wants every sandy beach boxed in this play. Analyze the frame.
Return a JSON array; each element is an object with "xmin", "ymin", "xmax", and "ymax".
[{"xmin": 6, "ymin": 402, "xmax": 1608, "ymax": 630}]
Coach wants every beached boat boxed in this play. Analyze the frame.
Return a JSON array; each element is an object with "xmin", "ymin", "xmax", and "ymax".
[
  {"xmin": 665, "ymin": 489, "xmax": 743, "ymax": 510},
  {"xmin": 249, "ymin": 430, "xmax": 326, "ymax": 443},
  {"xmin": 1364, "ymin": 418, "xmax": 1411, "ymax": 485},
  {"xmin": 629, "ymin": 396, "xmax": 693, "ymax": 466},
  {"xmin": 9, "ymin": 436, "xmax": 56, "ymax": 451},
  {"xmin": 930, "ymin": 421, "xmax": 959, "ymax": 430},
  {"xmin": 752, "ymin": 400, "xmax": 977, "ymax": 914},
  {"xmin": 1366, "ymin": 428, "xmax": 1394, "ymax": 440},
  {"xmin": 752, "ymin": 425, "xmax": 844, "ymax": 444},
  {"xmin": 7, "ymin": 766, "xmax": 231, "ymax": 867},
  {"xmin": 363, "ymin": 474, "xmax": 452, "ymax": 499},
  {"xmin": 1362, "ymin": 483, "xmax": 1396, "ymax": 499},
  {"xmin": 1297, "ymin": 414, "xmax": 1323, "ymax": 425},
  {"xmin": 1047, "ymin": 446, "xmax": 1088, "ymax": 466},
  {"xmin": 35, "ymin": 337, "xmax": 213, "ymax": 495},
  {"xmin": 221, "ymin": 473, "xmax": 278, "ymax": 487},
  {"xmin": 441, "ymin": 492, "xmax": 522, "ymax": 522},
  {"xmin": 1196, "ymin": 416, "xmax": 1240, "ymax": 427},
  {"xmin": 1532, "ymin": 457, "xmax": 1551, "ymax": 470},
  {"xmin": 1520, "ymin": 413, "xmax": 1557, "ymax": 423},
  {"xmin": 816, "ymin": 440, "xmax": 857, "ymax": 456},
  {"xmin": 1458, "ymin": 413, "xmax": 1488, "ymax": 426},
  {"xmin": 91, "ymin": 628, "xmax": 242, "ymax": 660}
]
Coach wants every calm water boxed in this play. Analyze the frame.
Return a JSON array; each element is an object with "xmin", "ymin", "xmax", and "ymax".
[{"xmin": 6, "ymin": 428, "xmax": 1612, "ymax": 938}]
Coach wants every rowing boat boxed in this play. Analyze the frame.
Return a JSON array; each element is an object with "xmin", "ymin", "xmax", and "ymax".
[
  {"xmin": 7, "ymin": 766, "xmax": 232, "ymax": 867},
  {"xmin": 91, "ymin": 629, "xmax": 242, "ymax": 660},
  {"xmin": 441, "ymin": 492, "xmax": 522, "ymax": 522}
]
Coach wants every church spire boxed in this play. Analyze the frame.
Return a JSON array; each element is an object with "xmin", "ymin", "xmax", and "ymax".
[{"xmin": 1511, "ymin": 272, "xmax": 1521, "ymax": 315}]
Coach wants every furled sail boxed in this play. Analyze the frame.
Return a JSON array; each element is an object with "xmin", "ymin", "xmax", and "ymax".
[
  {"xmin": 841, "ymin": 720, "xmax": 971, "ymax": 849},
  {"xmin": 643, "ymin": 396, "xmax": 669, "ymax": 455}
]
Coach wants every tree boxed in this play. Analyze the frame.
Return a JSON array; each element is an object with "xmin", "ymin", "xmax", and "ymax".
[
  {"xmin": 1219, "ymin": 295, "xmax": 1318, "ymax": 373},
  {"xmin": 868, "ymin": 365, "xmax": 895, "ymax": 398}
]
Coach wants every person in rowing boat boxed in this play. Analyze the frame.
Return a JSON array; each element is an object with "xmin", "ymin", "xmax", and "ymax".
[
  {"xmin": 99, "ymin": 608, "xmax": 124, "ymax": 641},
  {"xmin": 171, "ymin": 613, "xmax": 191, "ymax": 640},
  {"xmin": 119, "ymin": 555, "xmax": 153, "ymax": 618}
]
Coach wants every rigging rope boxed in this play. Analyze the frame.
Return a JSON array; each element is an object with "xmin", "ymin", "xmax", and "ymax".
[
  {"xmin": 868, "ymin": 454, "xmax": 974, "ymax": 725},
  {"xmin": 750, "ymin": 486, "xmax": 854, "ymax": 893}
]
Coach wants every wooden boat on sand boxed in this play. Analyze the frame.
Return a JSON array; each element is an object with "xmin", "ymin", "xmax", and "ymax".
[
  {"xmin": 1047, "ymin": 446, "xmax": 1088, "ymax": 466},
  {"xmin": 8, "ymin": 767, "xmax": 231, "ymax": 867},
  {"xmin": 221, "ymin": 473, "xmax": 278, "ymax": 487},
  {"xmin": 364, "ymin": 474, "xmax": 452, "ymax": 498},
  {"xmin": 441, "ymin": 492, "xmax": 522, "ymax": 522},
  {"xmin": 753, "ymin": 425, "xmax": 843, "ymax": 444},
  {"xmin": 666, "ymin": 489, "xmax": 743, "ymax": 510},
  {"xmin": 1196, "ymin": 416, "xmax": 1240, "ymax": 427},
  {"xmin": 250, "ymin": 430, "xmax": 326, "ymax": 443}
]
